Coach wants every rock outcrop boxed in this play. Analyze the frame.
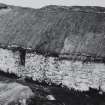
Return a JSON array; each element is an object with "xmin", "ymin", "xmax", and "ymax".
[{"xmin": 0, "ymin": 82, "xmax": 34, "ymax": 105}]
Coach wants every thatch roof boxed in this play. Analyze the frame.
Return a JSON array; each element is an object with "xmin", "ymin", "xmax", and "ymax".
[{"xmin": 0, "ymin": 3, "xmax": 105, "ymax": 61}]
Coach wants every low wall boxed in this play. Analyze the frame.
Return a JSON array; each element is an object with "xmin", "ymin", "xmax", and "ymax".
[
  {"xmin": 0, "ymin": 48, "xmax": 105, "ymax": 91},
  {"xmin": 25, "ymin": 52, "xmax": 105, "ymax": 91},
  {"xmin": 0, "ymin": 48, "xmax": 20, "ymax": 74}
]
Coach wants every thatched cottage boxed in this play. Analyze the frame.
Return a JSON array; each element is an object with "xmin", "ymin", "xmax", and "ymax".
[{"xmin": 0, "ymin": 3, "xmax": 105, "ymax": 91}]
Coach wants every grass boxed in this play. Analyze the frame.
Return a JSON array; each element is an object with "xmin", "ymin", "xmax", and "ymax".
[
  {"xmin": 1, "ymin": 4, "xmax": 105, "ymax": 62},
  {"xmin": 0, "ymin": 71, "xmax": 105, "ymax": 105},
  {"xmin": 17, "ymin": 76, "xmax": 105, "ymax": 105}
]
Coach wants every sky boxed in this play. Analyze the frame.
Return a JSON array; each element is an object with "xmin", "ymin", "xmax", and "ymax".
[{"xmin": 0, "ymin": 0, "xmax": 105, "ymax": 8}]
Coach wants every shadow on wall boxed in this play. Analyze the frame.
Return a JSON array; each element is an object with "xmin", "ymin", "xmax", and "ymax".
[
  {"xmin": 19, "ymin": 48, "xmax": 26, "ymax": 66},
  {"xmin": 0, "ymin": 70, "xmax": 19, "ymax": 79}
]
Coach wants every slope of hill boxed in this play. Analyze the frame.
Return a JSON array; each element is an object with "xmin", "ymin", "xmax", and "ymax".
[{"xmin": 0, "ymin": 4, "xmax": 105, "ymax": 60}]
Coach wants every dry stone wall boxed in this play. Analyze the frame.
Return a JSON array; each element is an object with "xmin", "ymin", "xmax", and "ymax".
[
  {"xmin": 25, "ymin": 52, "xmax": 105, "ymax": 91},
  {"xmin": 0, "ymin": 48, "xmax": 20, "ymax": 75},
  {"xmin": 0, "ymin": 48, "xmax": 105, "ymax": 92}
]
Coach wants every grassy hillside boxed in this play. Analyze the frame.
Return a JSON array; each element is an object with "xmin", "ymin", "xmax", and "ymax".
[{"xmin": 0, "ymin": 4, "xmax": 105, "ymax": 60}]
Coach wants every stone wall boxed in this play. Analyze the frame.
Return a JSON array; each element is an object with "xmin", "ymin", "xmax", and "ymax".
[
  {"xmin": 0, "ymin": 48, "xmax": 105, "ymax": 92},
  {"xmin": 25, "ymin": 52, "xmax": 105, "ymax": 91},
  {"xmin": 0, "ymin": 48, "xmax": 20, "ymax": 75}
]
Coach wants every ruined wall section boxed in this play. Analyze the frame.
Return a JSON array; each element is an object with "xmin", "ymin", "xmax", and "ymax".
[
  {"xmin": 0, "ymin": 48, "xmax": 20, "ymax": 75},
  {"xmin": 0, "ymin": 48, "xmax": 105, "ymax": 92},
  {"xmin": 25, "ymin": 52, "xmax": 105, "ymax": 91}
]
